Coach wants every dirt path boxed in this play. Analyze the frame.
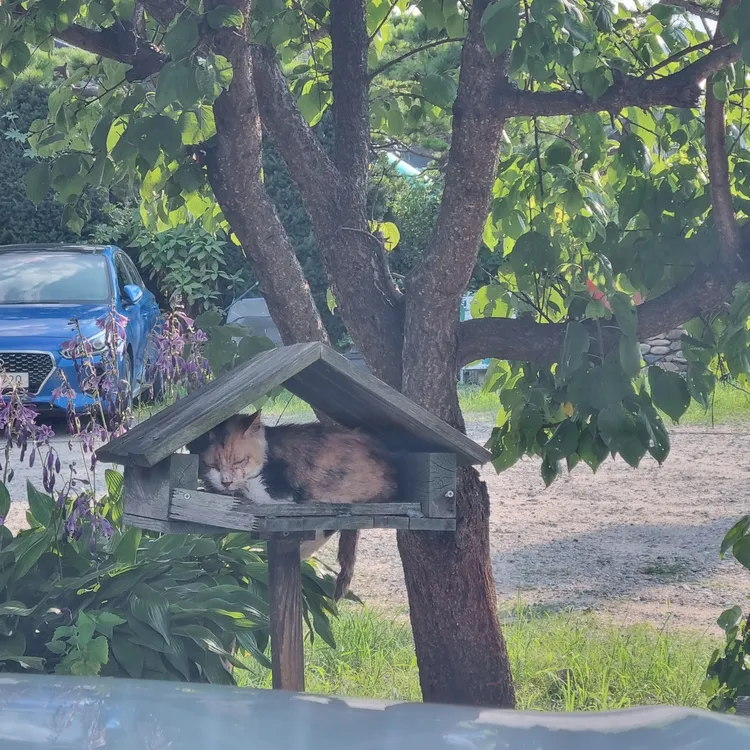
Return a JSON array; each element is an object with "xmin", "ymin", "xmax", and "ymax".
[
  {"xmin": 5, "ymin": 419, "xmax": 749, "ymax": 632},
  {"xmin": 319, "ymin": 422, "xmax": 750, "ymax": 632}
]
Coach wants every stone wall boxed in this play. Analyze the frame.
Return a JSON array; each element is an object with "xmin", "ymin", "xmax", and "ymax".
[{"xmin": 640, "ymin": 328, "xmax": 687, "ymax": 373}]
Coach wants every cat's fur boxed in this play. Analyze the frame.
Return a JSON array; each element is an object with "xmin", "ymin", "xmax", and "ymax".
[{"xmin": 190, "ymin": 412, "xmax": 398, "ymax": 599}]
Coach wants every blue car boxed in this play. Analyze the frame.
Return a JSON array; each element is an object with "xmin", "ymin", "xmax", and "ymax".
[{"xmin": 0, "ymin": 244, "xmax": 161, "ymax": 415}]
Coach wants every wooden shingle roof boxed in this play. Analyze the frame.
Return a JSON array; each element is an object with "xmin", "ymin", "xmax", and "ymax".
[{"xmin": 97, "ymin": 343, "xmax": 491, "ymax": 468}]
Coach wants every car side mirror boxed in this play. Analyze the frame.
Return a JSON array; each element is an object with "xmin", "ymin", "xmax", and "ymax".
[{"xmin": 123, "ymin": 284, "xmax": 144, "ymax": 305}]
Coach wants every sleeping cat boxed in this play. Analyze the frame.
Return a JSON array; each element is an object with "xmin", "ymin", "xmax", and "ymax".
[{"xmin": 190, "ymin": 412, "xmax": 398, "ymax": 599}]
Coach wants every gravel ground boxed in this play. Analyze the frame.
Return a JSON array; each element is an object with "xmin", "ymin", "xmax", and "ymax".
[{"xmin": 5, "ymin": 417, "xmax": 749, "ymax": 632}]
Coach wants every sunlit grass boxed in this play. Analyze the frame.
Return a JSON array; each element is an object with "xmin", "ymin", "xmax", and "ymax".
[{"xmin": 237, "ymin": 605, "xmax": 715, "ymax": 710}]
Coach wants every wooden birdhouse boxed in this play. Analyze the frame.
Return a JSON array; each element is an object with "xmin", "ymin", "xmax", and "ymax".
[{"xmin": 97, "ymin": 342, "xmax": 491, "ymax": 691}]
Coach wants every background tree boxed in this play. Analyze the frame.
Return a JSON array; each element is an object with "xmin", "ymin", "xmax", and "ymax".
[{"xmin": 3, "ymin": 0, "xmax": 749, "ymax": 707}]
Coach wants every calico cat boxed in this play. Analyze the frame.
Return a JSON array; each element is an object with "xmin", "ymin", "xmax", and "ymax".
[{"xmin": 190, "ymin": 412, "xmax": 398, "ymax": 599}]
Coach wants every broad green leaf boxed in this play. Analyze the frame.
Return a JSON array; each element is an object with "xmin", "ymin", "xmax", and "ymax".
[
  {"xmin": 297, "ymin": 82, "xmax": 329, "ymax": 126},
  {"xmin": 581, "ymin": 69, "xmax": 613, "ymax": 101},
  {"xmin": 164, "ymin": 18, "xmax": 200, "ymax": 60},
  {"xmin": 130, "ymin": 594, "xmax": 172, "ymax": 644},
  {"xmin": 421, "ymin": 73, "xmax": 457, "ymax": 109},
  {"xmin": 155, "ymin": 61, "xmax": 201, "ymax": 111},
  {"xmin": 721, "ymin": 516, "xmax": 750, "ymax": 557},
  {"xmin": 91, "ymin": 114, "xmax": 113, "ymax": 153},
  {"xmin": 0, "ymin": 481, "xmax": 9, "ymax": 521},
  {"xmin": 26, "ymin": 481, "xmax": 53, "ymax": 527},
  {"xmin": 76, "ymin": 611, "xmax": 96, "ymax": 646},
  {"xmin": 88, "ymin": 636, "xmax": 109, "ymax": 665},
  {"xmin": 577, "ymin": 428, "xmax": 610, "ymax": 472},
  {"xmin": 597, "ymin": 404, "xmax": 647, "ymax": 468},
  {"xmin": 648, "ymin": 366, "xmax": 690, "ymax": 422},
  {"xmin": 541, "ymin": 455, "xmax": 560, "ymax": 487},
  {"xmin": 8, "ymin": 529, "xmax": 54, "ymax": 585},
  {"xmin": 545, "ymin": 141, "xmax": 572, "ymax": 166},
  {"xmin": 717, "ymin": 605, "xmax": 743, "ymax": 632},
  {"xmin": 114, "ymin": 527, "xmax": 141, "ymax": 565},
  {"xmin": 481, "ymin": 0, "xmax": 521, "ymax": 57},
  {"xmin": 558, "ymin": 321, "xmax": 590, "ymax": 382},
  {"xmin": 619, "ymin": 335, "xmax": 641, "ymax": 378},
  {"xmin": 206, "ymin": 5, "xmax": 245, "ymax": 28},
  {"xmin": 732, "ymin": 537, "xmax": 750, "ymax": 570},
  {"xmin": 95, "ymin": 612, "xmax": 127, "ymax": 639},
  {"xmin": 111, "ymin": 634, "xmax": 145, "ymax": 678},
  {"xmin": 544, "ymin": 420, "xmax": 579, "ymax": 461},
  {"xmin": 25, "ymin": 163, "xmax": 51, "ymax": 205}
]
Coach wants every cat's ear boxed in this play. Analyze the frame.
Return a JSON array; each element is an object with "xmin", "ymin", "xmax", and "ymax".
[{"xmin": 243, "ymin": 410, "xmax": 262, "ymax": 436}]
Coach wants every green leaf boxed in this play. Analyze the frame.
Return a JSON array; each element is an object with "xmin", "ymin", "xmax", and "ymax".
[
  {"xmin": 519, "ymin": 404, "xmax": 543, "ymax": 441},
  {"xmin": 648, "ymin": 366, "xmax": 690, "ymax": 422},
  {"xmin": 544, "ymin": 420, "xmax": 579, "ymax": 461},
  {"xmin": 115, "ymin": 527, "xmax": 141, "ymax": 565},
  {"xmin": 206, "ymin": 5, "xmax": 245, "ymax": 28},
  {"xmin": 541, "ymin": 455, "xmax": 560, "ymax": 487},
  {"xmin": 26, "ymin": 481, "xmax": 53, "ymax": 527},
  {"xmin": 297, "ymin": 82, "xmax": 329, "ymax": 126},
  {"xmin": 421, "ymin": 73, "xmax": 457, "ymax": 109},
  {"xmin": 130, "ymin": 594, "xmax": 172, "ymax": 644},
  {"xmin": 686, "ymin": 363, "xmax": 712, "ymax": 410},
  {"xmin": 156, "ymin": 61, "xmax": 201, "ymax": 111},
  {"xmin": 717, "ymin": 605, "xmax": 743, "ymax": 633},
  {"xmin": 88, "ymin": 636, "xmax": 109, "ymax": 666},
  {"xmin": 95, "ymin": 612, "xmax": 127, "ymax": 639},
  {"xmin": 568, "ymin": 363, "xmax": 631, "ymax": 411},
  {"xmin": 62, "ymin": 206, "xmax": 84, "ymax": 235},
  {"xmin": 559, "ymin": 321, "xmax": 590, "ymax": 382},
  {"xmin": 545, "ymin": 141, "xmax": 572, "ymax": 166},
  {"xmin": 77, "ymin": 611, "xmax": 96, "ymax": 646},
  {"xmin": 114, "ymin": 0, "xmax": 136, "ymax": 18},
  {"xmin": 619, "ymin": 335, "xmax": 642, "ymax": 378},
  {"xmin": 481, "ymin": 0, "xmax": 521, "ymax": 57},
  {"xmin": 597, "ymin": 404, "xmax": 647, "ymax": 468},
  {"xmin": 111, "ymin": 634, "xmax": 145, "ymax": 678},
  {"xmin": 732, "ymin": 536, "xmax": 750, "ymax": 570},
  {"xmin": 581, "ymin": 68, "xmax": 613, "ymax": 101},
  {"xmin": 721, "ymin": 516, "xmax": 750, "ymax": 557},
  {"xmin": 326, "ymin": 288, "xmax": 337, "ymax": 314},
  {"xmin": 164, "ymin": 18, "xmax": 200, "ymax": 60},
  {"xmin": 1, "ymin": 41, "xmax": 30, "ymax": 75},
  {"xmin": 8, "ymin": 529, "xmax": 54, "ymax": 584},
  {"xmin": 25, "ymin": 162, "xmax": 51, "ymax": 206},
  {"xmin": 0, "ymin": 481, "xmax": 9, "ymax": 521},
  {"xmin": 91, "ymin": 114, "xmax": 113, "ymax": 153}
]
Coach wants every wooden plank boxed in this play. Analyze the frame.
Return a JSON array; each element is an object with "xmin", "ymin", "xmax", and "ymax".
[
  {"xmin": 171, "ymin": 489, "xmax": 420, "ymax": 518},
  {"xmin": 97, "ymin": 343, "xmax": 323, "ymax": 467},
  {"xmin": 285, "ymin": 347, "xmax": 491, "ymax": 465},
  {"xmin": 372, "ymin": 516, "xmax": 410, "ymax": 529},
  {"xmin": 408, "ymin": 517, "xmax": 456, "ymax": 531},
  {"xmin": 268, "ymin": 539, "xmax": 305, "ymax": 692},
  {"xmin": 169, "ymin": 494, "xmax": 262, "ymax": 533},
  {"xmin": 124, "ymin": 454, "xmax": 199, "ymax": 522},
  {"xmin": 399, "ymin": 453, "xmax": 456, "ymax": 518},
  {"xmin": 299, "ymin": 517, "xmax": 374, "ymax": 532},
  {"xmin": 123, "ymin": 512, "xmax": 231, "ymax": 535}
]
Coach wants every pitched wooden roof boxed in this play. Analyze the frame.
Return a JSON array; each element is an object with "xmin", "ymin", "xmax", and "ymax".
[{"xmin": 97, "ymin": 343, "xmax": 491, "ymax": 468}]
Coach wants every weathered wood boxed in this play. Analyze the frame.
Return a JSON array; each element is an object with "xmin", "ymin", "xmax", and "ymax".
[
  {"xmin": 399, "ymin": 453, "xmax": 457, "ymax": 518},
  {"xmin": 372, "ymin": 516, "xmax": 410, "ymax": 529},
  {"xmin": 97, "ymin": 344, "xmax": 322, "ymax": 467},
  {"xmin": 97, "ymin": 342, "xmax": 490, "ymax": 468},
  {"xmin": 124, "ymin": 454, "xmax": 199, "ymax": 522},
  {"xmin": 170, "ymin": 488, "xmax": 421, "ymax": 518},
  {"xmin": 299, "ymin": 517, "xmax": 374, "ymax": 531},
  {"xmin": 122, "ymin": 513, "xmax": 231, "ymax": 535},
  {"xmin": 408, "ymin": 517, "xmax": 457, "ymax": 531},
  {"xmin": 268, "ymin": 539, "xmax": 305, "ymax": 692}
]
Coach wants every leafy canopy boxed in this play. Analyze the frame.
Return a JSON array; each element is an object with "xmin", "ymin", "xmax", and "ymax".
[{"xmin": 2, "ymin": 0, "xmax": 750, "ymax": 482}]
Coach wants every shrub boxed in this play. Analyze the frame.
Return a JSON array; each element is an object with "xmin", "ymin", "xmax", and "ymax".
[
  {"xmin": 0, "ymin": 303, "xmax": 337, "ymax": 682},
  {"xmin": 704, "ymin": 516, "xmax": 750, "ymax": 711}
]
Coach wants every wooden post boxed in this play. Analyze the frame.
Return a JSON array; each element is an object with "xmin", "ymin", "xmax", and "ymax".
[{"xmin": 267, "ymin": 537, "xmax": 305, "ymax": 692}]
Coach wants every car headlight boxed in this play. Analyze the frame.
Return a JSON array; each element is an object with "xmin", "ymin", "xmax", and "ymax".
[{"xmin": 60, "ymin": 329, "xmax": 108, "ymax": 359}]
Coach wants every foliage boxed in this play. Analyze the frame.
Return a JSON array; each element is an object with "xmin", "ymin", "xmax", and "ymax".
[
  {"xmin": 705, "ymin": 516, "xmax": 750, "ymax": 712},
  {"xmin": 240, "ymin": 604, "xmax": 715, "ymax": 710},
  {"xmin": 133, "ymin": 225, "xmax": 248, "ymax": 314},
  {"xmin": 0, "ymin": 295, "xmax": 336, "ymax": 684},
  {"xmin": 0, "ymin": 82, "xmax": 105, "ymax": 245}
]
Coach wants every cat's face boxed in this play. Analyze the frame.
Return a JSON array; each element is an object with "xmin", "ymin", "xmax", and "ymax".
[{"xmin": 200, "ymin": 413, "xmax": 265, "ymax": 493}]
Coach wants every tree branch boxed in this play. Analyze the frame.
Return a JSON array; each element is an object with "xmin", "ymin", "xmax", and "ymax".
[
  {"xmin": 55, "ymin": 23, "xmax": 167, "ymax": 82},
  {"xmin": 657, "ymin": 0, "xmax": 720, "ymax": 18},
  {"xmin": 705, "ymin": 0, "xmax": 742, "ymax": 265},
  {"xmin": 368, "ymin": 37, "xmax": 464, "ymax": 81},
  {"xmin": 456, "ymin": 265, "xmax": 741, "ymax": 367},
  {"xmin": 402, "ymin": 0, "xmax": 510, "ymax": 416},
  {"xmin": 495, "ymin": 44, "xmax": 740, "ymax": 117}
]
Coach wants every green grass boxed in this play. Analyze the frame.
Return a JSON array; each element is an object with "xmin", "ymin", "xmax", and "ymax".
[{"xmin": 237, "ymin": 605, "xmax": 716, "ymax": 711}]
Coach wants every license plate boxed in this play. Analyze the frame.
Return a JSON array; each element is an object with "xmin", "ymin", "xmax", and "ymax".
[{"xmin": 1, "ymin": 372, "xmax": 29, "ymax": 390}]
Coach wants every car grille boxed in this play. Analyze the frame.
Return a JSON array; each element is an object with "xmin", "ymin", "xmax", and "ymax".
[{"xmin": 0, "ymin": 352, "xmax": 55, "ymax": 394}]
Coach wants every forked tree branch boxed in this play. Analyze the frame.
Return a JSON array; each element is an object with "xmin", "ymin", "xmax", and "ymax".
[
  {"xmin": 657, "ymin": 0, "xmax": 720, "ymax": 18},
  {"xmin": 368, "ymin": 37, "xmax": 465, "ymax": 80}
]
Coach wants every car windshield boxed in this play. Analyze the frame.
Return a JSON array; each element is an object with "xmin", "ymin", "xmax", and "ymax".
[{"xmin": 0, "ymin": 252, "xmax": 111, "ymax": 304}]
